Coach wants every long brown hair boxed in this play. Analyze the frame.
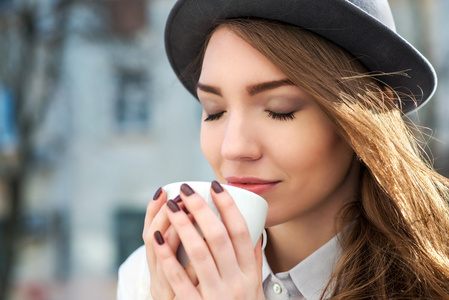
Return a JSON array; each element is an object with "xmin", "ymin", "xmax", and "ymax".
[{"xmin": 196, "ymin": 19, "xmax": 449, "ymax": 299}]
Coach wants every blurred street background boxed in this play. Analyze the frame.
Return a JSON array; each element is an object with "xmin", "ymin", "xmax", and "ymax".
[{"xmin": 0, "ymin": 0, "xmax": 448, "ymax": 299}]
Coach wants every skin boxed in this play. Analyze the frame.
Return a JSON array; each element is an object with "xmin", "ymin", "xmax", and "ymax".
[{"xmin": 144, "ymin": 27, "xmax": 361, "ymax": 299}]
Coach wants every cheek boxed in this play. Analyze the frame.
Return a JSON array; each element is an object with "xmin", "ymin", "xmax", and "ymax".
[
  {"xmin": 306, "ymin": 131, "xmax": 349, "ymax": 163},
  {"xmin": 292, "ymin": 133, "xmax": 354, "ymax": 201},
  {"xmin": 296, "ymin": 111, "xmax": 350, "ymax": 165},
  {"xmin": 276, "ymin": 116, "xmax": 354, "ymax": 192},
  {"xmin": 200, "ymin": 125, "xmax": 223, "ymax": 175},
  {"xmin": 299, "ymin": 129, "xmax": 351, "ymax": 175},
  {"xmin": 270, "ymin": 124, "xmax": 336, "ymax": 163}
]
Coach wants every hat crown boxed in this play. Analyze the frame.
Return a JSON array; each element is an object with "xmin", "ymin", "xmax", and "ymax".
[
  {"xmin": 347, "ymin": 0, "xmax": 396, "ymax": 31},
  {"xmin": 165, "ymin": 0, "xmax": 437, "ymax": 113}
]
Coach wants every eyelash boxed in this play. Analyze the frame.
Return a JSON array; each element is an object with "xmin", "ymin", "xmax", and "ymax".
[
  {"xmin": 203, "ymin": 111, "xmax": 296, "ymax": 122},
  {"xmin": 267, "ymin": 111, "xmax": 296, "ymax": 121},
  {"xmin": 204, "ymin": 111, "xmax": 225, "ymax": 121}
]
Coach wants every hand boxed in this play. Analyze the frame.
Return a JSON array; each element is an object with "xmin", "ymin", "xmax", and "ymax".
[
  {"xmin": 143, "ymin": 188, "xmax": 198, "ymax": 299},
  {"xmin": 152, "ymin": 181, "xmax": 265, "ymax": 300}
]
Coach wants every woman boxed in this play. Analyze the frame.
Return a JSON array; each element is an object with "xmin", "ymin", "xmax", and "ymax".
[{"xmin": 118, "ymin": 0, "xmax": 449, "ymax": 299}]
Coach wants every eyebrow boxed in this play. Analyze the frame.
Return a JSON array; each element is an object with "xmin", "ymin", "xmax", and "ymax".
[
  {"xmin": 197, "ymin": 82, "xmax": 222, "ymax": 96},
  {"xmin": 197, "ymin": 78, "xmax": 295, "ymax": 97}
]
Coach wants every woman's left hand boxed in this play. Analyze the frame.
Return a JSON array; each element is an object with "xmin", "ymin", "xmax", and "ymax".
[{"xmin": 152, "ymin": 181, "xmax": 265, "ymax": 300}]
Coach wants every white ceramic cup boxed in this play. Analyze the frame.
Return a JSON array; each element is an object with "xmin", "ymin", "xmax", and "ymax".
[{"xmin": 163, "ymin": 181, "xmax": 268, "ymax": 267}]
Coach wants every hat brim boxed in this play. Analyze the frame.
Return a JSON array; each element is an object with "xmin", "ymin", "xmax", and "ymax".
[{"xmin": 165, "ymin": 0, "xmax": 437, "ymax": 114}]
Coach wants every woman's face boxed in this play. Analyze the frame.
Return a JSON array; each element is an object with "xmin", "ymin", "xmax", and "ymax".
[{"xmin": 198, "ymin": 28, "xmax": 360, "ymax": 227}]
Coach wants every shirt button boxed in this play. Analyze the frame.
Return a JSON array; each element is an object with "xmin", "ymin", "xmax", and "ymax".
[{"xmin": 273, "ymin": 283, "xmax": 282, "ymax": 294}]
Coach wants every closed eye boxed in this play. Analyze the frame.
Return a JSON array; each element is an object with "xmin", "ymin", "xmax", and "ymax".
[
  {"xmin": 267, "ymin": 111, "xmax": 296, "ymax": 121},
  {"xmin": 204, "ymin": 111, "xmax": 225, "ymax": 122}
]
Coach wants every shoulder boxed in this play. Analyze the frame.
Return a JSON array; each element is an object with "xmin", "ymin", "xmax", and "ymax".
[{"xmin": 117, "ymin": 245, "xmax": 152, "ymax": 300}]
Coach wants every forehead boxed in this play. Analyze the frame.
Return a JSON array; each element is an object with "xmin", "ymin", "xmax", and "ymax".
[{"xmin": 199, "ymin": 27, "xmax": 287, "ymax": 85}]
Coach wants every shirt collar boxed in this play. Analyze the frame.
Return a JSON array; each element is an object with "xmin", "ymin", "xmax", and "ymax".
[{"xmin": 262, "ymin": 235, "xmax": 341, "ymax": 300}]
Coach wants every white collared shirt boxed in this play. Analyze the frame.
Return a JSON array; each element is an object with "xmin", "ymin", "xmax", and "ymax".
[
  {"xmin": 117, "ymin": 236, "xmax": 340, "ymax": 300},
  {"xmin": 261, "ymin": 235, "xmax": 340, "ymax": 299}
]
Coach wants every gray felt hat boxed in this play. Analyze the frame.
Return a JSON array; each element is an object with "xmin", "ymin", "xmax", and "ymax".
[{"xmin": 165, "ymin": 0, "xmax": 437, "ymax": 113}]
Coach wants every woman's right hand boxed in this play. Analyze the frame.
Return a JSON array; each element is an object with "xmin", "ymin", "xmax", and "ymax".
[{"xmin": 142, "ymin": 187, "xmax": 198, "ymax": 299}]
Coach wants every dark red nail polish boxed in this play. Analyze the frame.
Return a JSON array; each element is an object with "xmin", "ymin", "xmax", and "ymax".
[
  {"xmin": 167, "ymin": 199, "xmax": 180, "ymax": 212},
  {"xmin": 181, "ymin": 183, "xmax": 194, "ymax": 196},
  {"xmin": 174, "ymin": 195, "xmax": 182, "ymax": 202},
  {"xmin": 211, "ymin": 180, "xmax": 224, "ymax": 193},
  {"xmin": 153, "ymin": 187, "xmax": 162, "ymax": 200},
  {"xmin": 154, "ymin": 231, "xmax": 164, "ymax": 245}
]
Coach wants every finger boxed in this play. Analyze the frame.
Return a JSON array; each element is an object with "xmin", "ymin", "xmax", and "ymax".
[
  {"xmin": 179, "ymin": 183, "xmax": 242, "ymax": 281},
  {"xmin": 142, "ymin": 188, "xmax": 177, "ymax": 297},
  {"xmin": 143, "ymin": 189, "xmax": 168, "ymax": 274},
  {"xmin": 142, "ymin": 188, "xmax": 176, "ymax": 300},
  {"xmin": 165, "ymin": 198, "xmax": 222, "ymax": 288},
  {"xmin": 254, "ymin": 236, "xmax": 263, "ymax": 281},
  {"xmin": 210, "ymin": 181, "xmax": 257, "ymax": 273},
  {"xmin": 164, "ymin": 225, "xmax": 181, "ymax": 252},
  {"xmin": 143, "ymin": 203, "xmax": 171, "ymax": 268},
  {"xmin": 143, "ymin": 187, "xmax": 167, "ymax": 237},
  {"xmin": 185, "ymin": 263, "xmax": 199, "ymax": 287},
  {"xmin": 165, "ymin": 199, "xmax": 195, "ymax": 255},
  {"xmin": 153, "ymin": 230, "xmax": 201, "ymax": 300},
  {"xmin": 145, "ymin": 193, "xmax": 191, "ymax": 269}
]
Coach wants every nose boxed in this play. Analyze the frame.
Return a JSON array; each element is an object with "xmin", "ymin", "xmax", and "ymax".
[{"xmin": 221, "ymin": 114, "xmax": 262, "ymax": 161}]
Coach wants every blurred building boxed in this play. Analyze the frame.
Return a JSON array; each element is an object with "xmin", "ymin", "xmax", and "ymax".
[{"xmin": 3, "ymin": 0, "xmax": 214, "ymax": 299}]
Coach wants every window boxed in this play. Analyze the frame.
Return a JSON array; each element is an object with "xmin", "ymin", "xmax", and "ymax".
[{"xmin": 115, "ymin": 70, "xmax": 149, "ymax": 132}]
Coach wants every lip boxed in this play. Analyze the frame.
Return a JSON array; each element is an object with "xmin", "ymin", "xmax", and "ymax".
[{"xmin": 225, "ymin": 176, "xmax": 280, "ymax": 195}]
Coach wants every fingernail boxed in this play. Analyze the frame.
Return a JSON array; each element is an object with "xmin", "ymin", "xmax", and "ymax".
[
  {"xmin": 181, "ymin": 183, "xmax": 194, "ymax": 196},
  {"xmin": 211, "ymin": 180, "xmax": 224, "ymax": 193},
  {"xmin": 154, "ymin": 230, "xmax": 164, "ymax": 245},
  {"xmin": 167, "ymin": 199, "xmax": 180, "ymax": 212},
  {"xmin": 174, "ymin": 195, "xmax": 182, "ymax": 202},
  {"xmin": 153, "ymin": 187, "xmax": 162, "ymax": 200}
]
